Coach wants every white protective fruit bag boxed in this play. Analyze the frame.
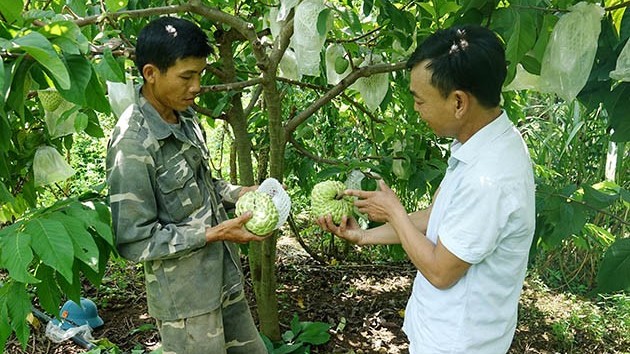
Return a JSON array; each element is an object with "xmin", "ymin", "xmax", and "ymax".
[
  {"xmin": 257, "ymin": 177, "xmax": 291, "ymax": 230},
  {"xmin": 38, "ymin": 89, "xmax": 79, "ymax": 138},
  {"xmin": 352, "ymin": 54, "xmax": 389, "ymax": 112},
  {"xmin": 33, "ymin": 146, "xmax": 75, "ymax": 187},
  {"xmin": 610, "ymin": 38, "xmax": 630, "ymax": 82},
  {"xmin": 293, "ymin": 0, "xmax": 328, "ymax": 77},
  {"xmin": 539, "ymin": 2, "xmax": 604, "ymax": 102},
  {"xmin": 107, "ymin": 80, "xmax": 136, "ymax": 118}
]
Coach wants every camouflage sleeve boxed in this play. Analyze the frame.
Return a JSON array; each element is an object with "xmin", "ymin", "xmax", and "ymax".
[
  {"xmin": 106, "ymin": 136, "xmax": 207, "ymax": 262},
  {"xmin": 213, "ymin": 178, "xmax": 242, "ymax": 204}
]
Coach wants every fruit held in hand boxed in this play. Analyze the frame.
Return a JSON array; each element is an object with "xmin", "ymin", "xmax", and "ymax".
[
  {"xmin": 311, "ymin": 180, "xmax": 354, "ymax": 224},
  {"xmin": 235, "ymin": 191, "xmax": 279, "ymax": 235}
]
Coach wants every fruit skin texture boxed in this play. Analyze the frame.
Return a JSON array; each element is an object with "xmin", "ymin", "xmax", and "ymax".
[
  {"xmin": 235, "ymin": 191, "xmax": 279, "ymax": 236},
  {"xmin": 310, "ymin": 180, "xmax": 354, "ymax": 224},
  {"xmin": 38, "ymin": 89, "xmax": 64, "ymax": 112}
]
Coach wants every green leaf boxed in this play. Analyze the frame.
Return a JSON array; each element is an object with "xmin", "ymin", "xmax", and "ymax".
[
  {"xmin": 94, "ymin": 48, "xmax": 126, "ymax": 83},
  {"xmin": 297, "ymin": 321, "xmax": 331, "ymax": 345},
  {"xmin": 26, "ymin": 218, "xmax": 75, "ymax": 284},
  {"xmin": 606, "ymin": 82, "xmax": 630, "ymax": 142},
  {"xmin": 84, "ymin": 109, "xmax": 105, "ymax": 138},
  {"xmin": 274, "ymin": 343, "xmax": 303, "ymax": 354},
  {"xmin": 0, "ymin": 0, "xmax": 23, "ymax": 26},
  {"xmin": 55, "ymin": 54, "xmax": 92, "ymax": 106},
  {"xmin": 363, "ymin": 0, "xmax": 373, "ymax": 16},
  {"xmin": 0, "ymin": 295, "xmax": 10, "ymax": 350},
  {"xmin": 56, "ymin": 262, "xmax": 81, "ymax": 304},
  {"xmin": 0, "ymin": 56, "xmax": 5, "ymax": 100},
  {"xmin": 0, "ymin": 113, "xmax": 9, "ymax": 153},
  {"xmin": 597, "ymin": 238, "xmax": 630, "ymax": 293},
  {"xmin": 65, "ymin": 201, "xmax": 114, "ymax": 246},
  {"xmin": 582, "ymin": 184, "xmax": 619, "ymax": 210},
  {"xmin": 11, "ymin": 32, "xmax": 70, "ymax": 89},
  {"xmin": 105, "ymin": 0, "xmax": 128, "ymax": 12},
  {"xmin": 0, "ymin": 231, "xmax": 39, "ymax": 284},
  {"xmin": 0, "ymin": 181, "xmax": 12, "ymax": 203},
  {"xmin": 35, "ymin": 265, "xmax": 62, "ymax": 316},
  {"xmin": 7, "ymin": 282, "xmax": 31, "ymax": 346},
  {"xmin": 39, "ymin": 20, "xmax": 89, "ymax": 55},
  {"xmin": 317, "ymin": 8, "xmax": 331, "ymax": 37},
  {"xmin": 56, "ymin": 212, "xmax": 100, "ymax": 271},
  {"xmin": 290, "ymin": 313, "xmax": 301, "ymax": 338},
  {"xmin": 85, "ymin": 67, "xmax": 111, "ymax": 113}
]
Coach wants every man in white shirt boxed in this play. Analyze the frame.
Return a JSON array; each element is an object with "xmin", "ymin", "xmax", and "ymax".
[{"xmin": 316, "ymin": 24, "xmax": 535, "ymax": 353}]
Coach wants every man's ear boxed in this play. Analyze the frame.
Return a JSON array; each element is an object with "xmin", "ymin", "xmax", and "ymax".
[
  {"xmin": 142, "ymin": 64, "xmax": 158, "ymax": 84},
  {"xmin": 453, "ymin": 90, "xmax": 470, "ymax": 119}
]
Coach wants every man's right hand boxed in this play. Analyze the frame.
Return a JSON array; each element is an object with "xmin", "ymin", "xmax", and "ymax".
[
  {"xmin": 315, "ymin": 214, "xmax": 366, "ymax": 245},
  {"xmin": 206, "ymin": 212, "xmax": 269, "ymax": 244}
]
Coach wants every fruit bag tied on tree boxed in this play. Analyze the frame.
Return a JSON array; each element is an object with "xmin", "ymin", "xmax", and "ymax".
[
  {"xmin": 33, "ymin": 145, "xmax": 75, "ymax": 187},
  {"xmin": 610, "ymin": 39, "xmax": 630, "ymax": 82},
  {"xmin": 539, "ymin": 2, "xmax": 604, "ymax": 102},
  {"xmin": 38, "ymin": 89, "xmax": 78, "ymax": 138}
]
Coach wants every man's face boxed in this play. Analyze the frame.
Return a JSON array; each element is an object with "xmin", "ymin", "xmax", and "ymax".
[
  {"xmin": 151, "ymin": 57, "xmax": 207, "ymax": 112},
  {"xmin": 409, "ymin": 61, "xmax": 459, "ymax": 138}
]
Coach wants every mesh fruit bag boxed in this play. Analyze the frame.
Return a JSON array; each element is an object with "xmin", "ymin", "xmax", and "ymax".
[
  {"xmin": 257, "ymin": 177, "xmax": 292, "ymax": 230},
  {"xmin": 539, "ymin": 2, "xmax": 604, "ymax": 102}
]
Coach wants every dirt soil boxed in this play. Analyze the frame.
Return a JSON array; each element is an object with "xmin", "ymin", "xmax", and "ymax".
[{"xmin": 4, "ymin": 235, "xmax": 628, "ymax": 354}]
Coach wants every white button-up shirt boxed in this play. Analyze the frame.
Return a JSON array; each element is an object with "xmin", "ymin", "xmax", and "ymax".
[{"xmin": 403, "ymin": 111, "xmax": 536, "ymax": 354}]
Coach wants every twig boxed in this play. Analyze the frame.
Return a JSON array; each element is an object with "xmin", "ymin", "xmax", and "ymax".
[{"xmin": 287, "ymin": 213, "xmax": 326, "ymax": 264}]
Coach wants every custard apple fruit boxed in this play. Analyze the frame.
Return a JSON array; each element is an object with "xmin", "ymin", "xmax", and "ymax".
[
  {"xmin": 38, "ymin": 89, "xmax": 64, "ymax": 112},
  {"xmin": 310, "ymin": 180, "xmax": 354, "ymax": 224},
  {"xmin": 235, "ymin": 191, "xmax": 279, "ymax": 235}
]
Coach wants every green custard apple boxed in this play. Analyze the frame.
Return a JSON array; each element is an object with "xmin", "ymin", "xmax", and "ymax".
[
  {"xmin": 38, "ymin": 89, "xmax": 64, "ymax": 112},
  {"xmin": 235, "ymin": 191, "xmax": 279, "ymax": 235},
  {"xmin": 310, "ymin": 180, "xmax": 354, "ymax": 224}
]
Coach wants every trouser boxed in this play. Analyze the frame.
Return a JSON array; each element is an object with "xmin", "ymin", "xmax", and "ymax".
[{"xmin": 157, "ymin": 290, "xmax": 267, "ymax": 354}]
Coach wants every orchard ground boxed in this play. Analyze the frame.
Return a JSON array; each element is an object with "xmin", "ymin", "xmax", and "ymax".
[{"xmin": 5, "ymin": 234, "xmax": 629, "ymax": 354}]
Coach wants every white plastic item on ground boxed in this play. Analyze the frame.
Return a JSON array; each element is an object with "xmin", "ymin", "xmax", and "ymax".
[
  {"xmin": 539, "ymin": 2, "xmax": 605, "ymax": 102},
  {"xmin": 45, "ymin": 321, "xmax": 93, "ymax": 344},
  {"xmin": 257, "ymin": 177, "xmax": 292, "ymax": 230}
]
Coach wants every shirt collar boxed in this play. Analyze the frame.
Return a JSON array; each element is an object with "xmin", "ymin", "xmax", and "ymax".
[
  {"xmin": 450, "ymin": 110, "xmax": 512, "ymax": 166},
  {"xmin": 137, "ymin": 85, "xmax": 196, "ymax": 142}
]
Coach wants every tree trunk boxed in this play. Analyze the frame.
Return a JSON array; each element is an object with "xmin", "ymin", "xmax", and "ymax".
[{"xmin": 216, "ymin": 29, "xmax": 281, "ymax": 340}]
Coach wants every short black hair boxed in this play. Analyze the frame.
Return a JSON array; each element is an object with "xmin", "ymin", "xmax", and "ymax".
[
  {"xmin": 406, "ymin": 25, "xmax": 506, "ymax": 108},
  {"xmin": 135, "ymin": 17, "xmax": 212, "ymax": 79}
]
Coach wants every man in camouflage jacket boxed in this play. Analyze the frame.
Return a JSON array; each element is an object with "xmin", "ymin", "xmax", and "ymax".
[{"xmin": 106, "ymin": 17, "xmax": 268, "ymax": 354}]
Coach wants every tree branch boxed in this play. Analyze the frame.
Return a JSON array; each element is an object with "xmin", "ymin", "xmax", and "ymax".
[
  {"xmin": 287, "ymin": 135, "xmax": 343, "ymax": 165},
  {"xmin": 276, "ymin": 77, "xmax": 385, "ymax": 124},
  {"xmin": 284, "ymin": 61, "xmax": 406, "ymax": 136},
  {"xmin": 200, "ymin": 77, "xmax": 263, "ymax": 93}
]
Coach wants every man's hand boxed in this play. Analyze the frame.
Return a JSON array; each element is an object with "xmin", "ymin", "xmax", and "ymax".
[
  {"xmin": 346, "ymin": 179, "xmax": 406, "ymax": 223},
  {"xmin": 238, "ymin": 185, "xmax": 259, "ymax": 198},
  {"xmin": 206, "ymin": 212, "xmax": 269, "ymax": 244},
  {"xmin": 315, "ymin": 214, "xmax": 366, "ymax": 245}
]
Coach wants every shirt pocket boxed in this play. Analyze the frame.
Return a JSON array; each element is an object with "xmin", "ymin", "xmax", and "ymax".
[{"xmin": 156, "ymin": 162, "xmax": 203, "ymax": 222}]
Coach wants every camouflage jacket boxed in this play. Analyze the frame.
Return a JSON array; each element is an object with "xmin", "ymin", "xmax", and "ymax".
[{"xmin": 106, "ymin": 89, "xmax": 243, "ymax": 320}]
